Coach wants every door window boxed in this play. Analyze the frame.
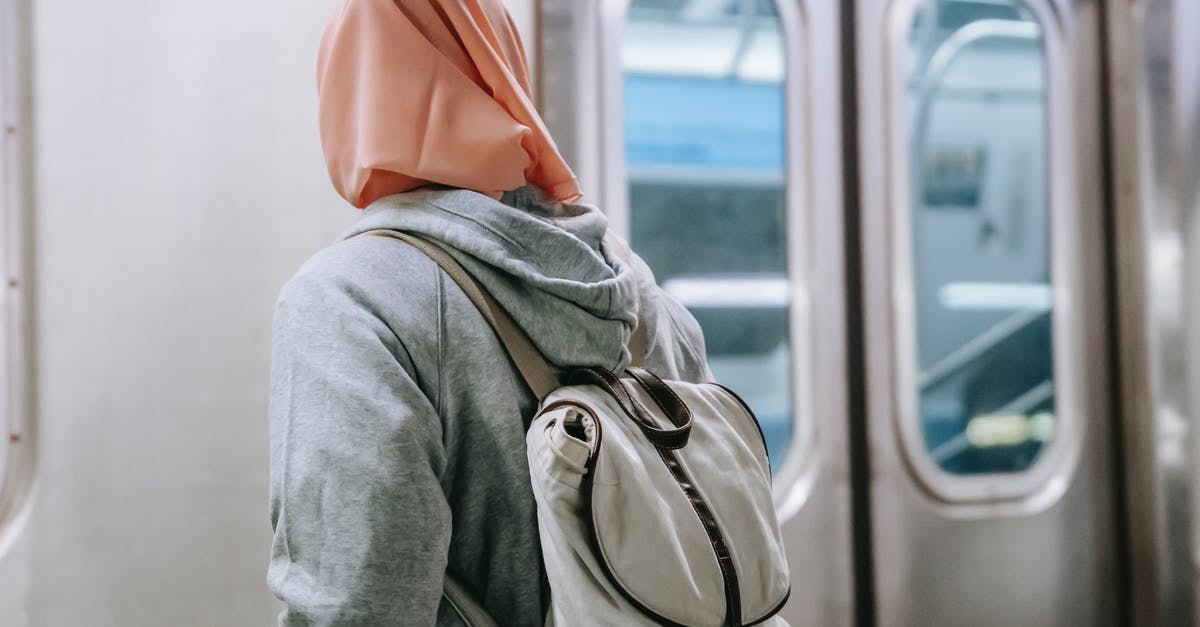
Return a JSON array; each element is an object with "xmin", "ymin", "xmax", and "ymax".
[
  {"xmin": 903, "ymin": 0, "xmax": 1053, "ymax": 475},
  {"xmin": 620, "ymin": 0, "xmax": 795, "ymax": 472}
]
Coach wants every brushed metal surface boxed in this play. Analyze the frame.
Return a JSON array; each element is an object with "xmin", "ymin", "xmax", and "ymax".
[
  {"xmin": 773, "ymin": 2, "xmax": 857, "ymax": 623},
  {"xmin": 857, "ymin": 0, "xmax": 1121, "ymax": 624},
  {"xmin": 537, "ymin": 0, "xmax": 630, "ymax": 236},
  {"xmin": 1107, "ymin": 0, "xmax": 1200, "ymax": 623},
  {"xmin": 0, "ymin": 0, "xmax": 37, "ymax": 568},
  {"xmin": 536, "ymin": 0, "xmax": 606, "ymax": 215},
  {"xmin": 0, "ymin": 0, "xmax": 352, "ymax": 624}
]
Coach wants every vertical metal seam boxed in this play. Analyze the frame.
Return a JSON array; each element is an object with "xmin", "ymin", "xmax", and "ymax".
[
  {"xmin": 1095, "ymin": 2, "xmax": 1134, "ymax": 624},
  {"xmin": 838, "ymin": 2, "xmax": 876, "ymax": 626},
  {"xmin": 0, "ymin": 0, "xmax": 39, "ymax": 560}
]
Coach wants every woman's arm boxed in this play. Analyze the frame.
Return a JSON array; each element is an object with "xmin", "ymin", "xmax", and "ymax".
[{"xmin": 267, "ymin": 263, "xmax": 449, "ymax": 625}]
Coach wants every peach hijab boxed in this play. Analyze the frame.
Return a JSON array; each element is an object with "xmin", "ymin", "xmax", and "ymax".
[{"xmin": 317, "ymin": 0, "xmax": 582, "ymax": 209}]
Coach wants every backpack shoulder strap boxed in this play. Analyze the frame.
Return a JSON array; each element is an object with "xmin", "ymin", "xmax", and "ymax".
[
  {"xmin": 361, "ymin": 228, "xmax": 649, "ymax": 395},
  {"xmin": 362, "ymin": 229, "xmax": 560, "ymax": 401}
]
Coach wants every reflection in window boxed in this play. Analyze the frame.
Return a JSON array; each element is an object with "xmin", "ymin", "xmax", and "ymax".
[
  {"xmin": 621, "ymin": 0, "xmax": 793, "ymax": 472},
  {"xmin": 906, "ymin": 0, "xmax": 1053, "ymax": 474}
]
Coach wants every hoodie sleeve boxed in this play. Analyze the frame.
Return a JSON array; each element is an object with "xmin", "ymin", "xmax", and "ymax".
[
  {"xmin": 656, "ymin": 286, "xmax": 716, "ymax": 383},
  {"xmin": 267, "ymin": 260, "xmax": 450, "ymax": 626},
  {"xmin": 622, "ymin": 245, "xmax": 715, "ymax": 384}
]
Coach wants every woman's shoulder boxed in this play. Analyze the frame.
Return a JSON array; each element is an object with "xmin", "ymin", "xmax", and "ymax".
[{"xmin": 275, "ymin": 233, "xmax": 442, "ymax": 344}]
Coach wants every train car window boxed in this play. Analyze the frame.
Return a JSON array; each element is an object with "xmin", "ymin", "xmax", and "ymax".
[
  {"xmin": 620, "ymin": 0, "xmax": 794, "ymax": 473},
  {"xmin": 904, "ymin": 0, "xmax": 1052, "ymax": 476}
]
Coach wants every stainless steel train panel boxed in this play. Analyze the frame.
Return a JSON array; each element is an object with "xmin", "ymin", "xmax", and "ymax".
[
  {"xmin": 0, "ymin": 1, "xmax": 353, "ymax": 624},
  {"xmin": 0, "ymin": 0, "xmax": 38, "ymax": 624},
  {"xmin": 0, "ymin": 0, "xmax": 37, "ymax": 570},
  {"xmin": 856, "ymin": 0, "xmax": 1121, "ymax": 624},
  {"xmin": 1107, "ymin": 0, "xmax": 1200, "ymax": 624}
]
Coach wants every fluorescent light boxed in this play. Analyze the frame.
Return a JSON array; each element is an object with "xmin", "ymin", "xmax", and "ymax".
[
  {"xmin": 663, "ymin": 275, "xmax": 790, "ymax": 308},
  {"xmin": 620, "ymin": 22, "xmax": 784, "ymax": 82},
  {"xmin": 938, "ymin": 281, "xmax": 1052, "ymax": 311},
  {"xmin": 965, "ymin": 411, "xmax": 1055, "ymax": 448}
]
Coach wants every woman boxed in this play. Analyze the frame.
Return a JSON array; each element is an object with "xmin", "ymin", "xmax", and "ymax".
[{"xmin": 268, "ymin": 0, "xmax": 712, "ymax": 624}]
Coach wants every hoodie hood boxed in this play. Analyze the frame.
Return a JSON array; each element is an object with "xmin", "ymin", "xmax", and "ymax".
[{"xmin": 339, "ymin": 186, "xmax": 642, "ymax": 371}]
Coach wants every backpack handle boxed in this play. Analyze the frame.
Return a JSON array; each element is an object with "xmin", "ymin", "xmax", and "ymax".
[
  {"xmin": 624, "ymin": 367, "xmax": 692, "ymax": 437},
  {"xmin": 566, "ymin": 367, "xmax": 693, "ymax": 450}
]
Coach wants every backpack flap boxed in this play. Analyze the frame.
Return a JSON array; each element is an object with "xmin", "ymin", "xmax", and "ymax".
[{"xmin": 541, "ymin": 368, "xmax": 790, "ymax": 627}]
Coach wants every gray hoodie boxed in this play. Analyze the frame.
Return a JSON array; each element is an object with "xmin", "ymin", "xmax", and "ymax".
[{"xmin": 268, "ymin": 187, "xmax": 712, "ymax": 626}]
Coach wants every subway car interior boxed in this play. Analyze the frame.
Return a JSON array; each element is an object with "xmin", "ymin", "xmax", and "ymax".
[{"xmin": 1, "ymin": 0, "xmax": 1199, "ymax": 625}]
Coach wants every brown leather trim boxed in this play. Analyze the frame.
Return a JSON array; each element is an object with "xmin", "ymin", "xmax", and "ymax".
[
  {"xmin": 573, "ymin": 409, "xmax": 692, "ymax": 626},
  {"xmin": 705, "ymin": 379, "xmax": 792, "ymax": 619},
  {"xmin": 624, "ymin": 367, "xmax": 693, "ymax": 445},
  {"xmin": 539, "ymin": 400, "xmax": 604, "ymax": 471},
  {"xmin": 442, "ymin": 576, "xmax": 500, "ymax": 627},
  {"xmin": 744, "ymin": 586, "xmax": 791, "ymax": 626},
  {"xmin": 708, "ymin": 383, "xmax": 772, "ymax": 467},
  {"xmin": 575, "ymin": 371, "xmax": 744, "ymax": 627},
  {"xmin": 566, "ymin": 367, "xmax": 690, "ymax": 450},
  {"xmin": 655, "ymin": 444, "xmax": 743, "ymax": 627},
  {"xmin": 565, "ymin": 368, "xmax": 638, "ymax": 417},
  {"xmin": 541, "ymin": 400, "xmax": 689, "ymax": 627}
]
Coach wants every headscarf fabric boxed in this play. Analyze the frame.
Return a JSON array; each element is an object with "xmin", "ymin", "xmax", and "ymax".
[{"xmin": 317, "ymin": 0, "xmax": 582, "ymax": 208}]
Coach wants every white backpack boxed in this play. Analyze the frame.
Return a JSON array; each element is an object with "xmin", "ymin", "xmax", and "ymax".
[{"xmin": 370, "ymin": 230, "xmax": 791, "ymax": 627}]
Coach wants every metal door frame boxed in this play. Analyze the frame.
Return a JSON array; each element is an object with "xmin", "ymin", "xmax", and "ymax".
[
  {"xmin": 866, "ymin": 0, "xmax": 1086, "ymax": 513},
  {"xmin": 1106, "ymin": 0, "xmax": 1200, "ymax": 623},
  {"xmin": 0, "ymin": 0, "xmax": 38, "ymax": 560},
  {"xmin": 855, "ymin": 0, "xmax": 1121, "ymax": 623}
]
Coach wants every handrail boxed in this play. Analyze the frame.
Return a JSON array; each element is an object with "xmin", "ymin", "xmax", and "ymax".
[
  {"xmin": 929, "ymin": 380, "xmax": 1054, "ymax": 464},
  {"xmin": 918, "ymin": 308, "xmax": 1048, "ymax": 391},
  {"xmin": 909, "ymin": 20, "xmax": 1040, "ymax": 210},
  {"xmin": 995, "ymin": 380, "xmax": 1054, "ymax": 416},
  {"xmin": 726, "ymin": 0, "xmax": 754, "ymax": 78}
]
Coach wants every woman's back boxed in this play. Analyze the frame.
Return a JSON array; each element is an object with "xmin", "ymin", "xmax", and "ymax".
[{"xmin": 268, "ymin": 186, "xmax": 712, "ymax": 625}]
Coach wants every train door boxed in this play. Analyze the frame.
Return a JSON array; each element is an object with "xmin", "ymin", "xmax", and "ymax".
[
  {"xmin": 539, "ymin": 1, "xmax": 856, "ymax": 624},
  {"xmin": 541, "ymin": 0, "xmax": 1122, "ymax": 624},
  {"xmin": 1107, "ymin": 0, "xmax": 1200, "ymax": 624},
  {"xmin": 855, "ymin": 0, "xmax": 1121, "ymax": 624}
]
